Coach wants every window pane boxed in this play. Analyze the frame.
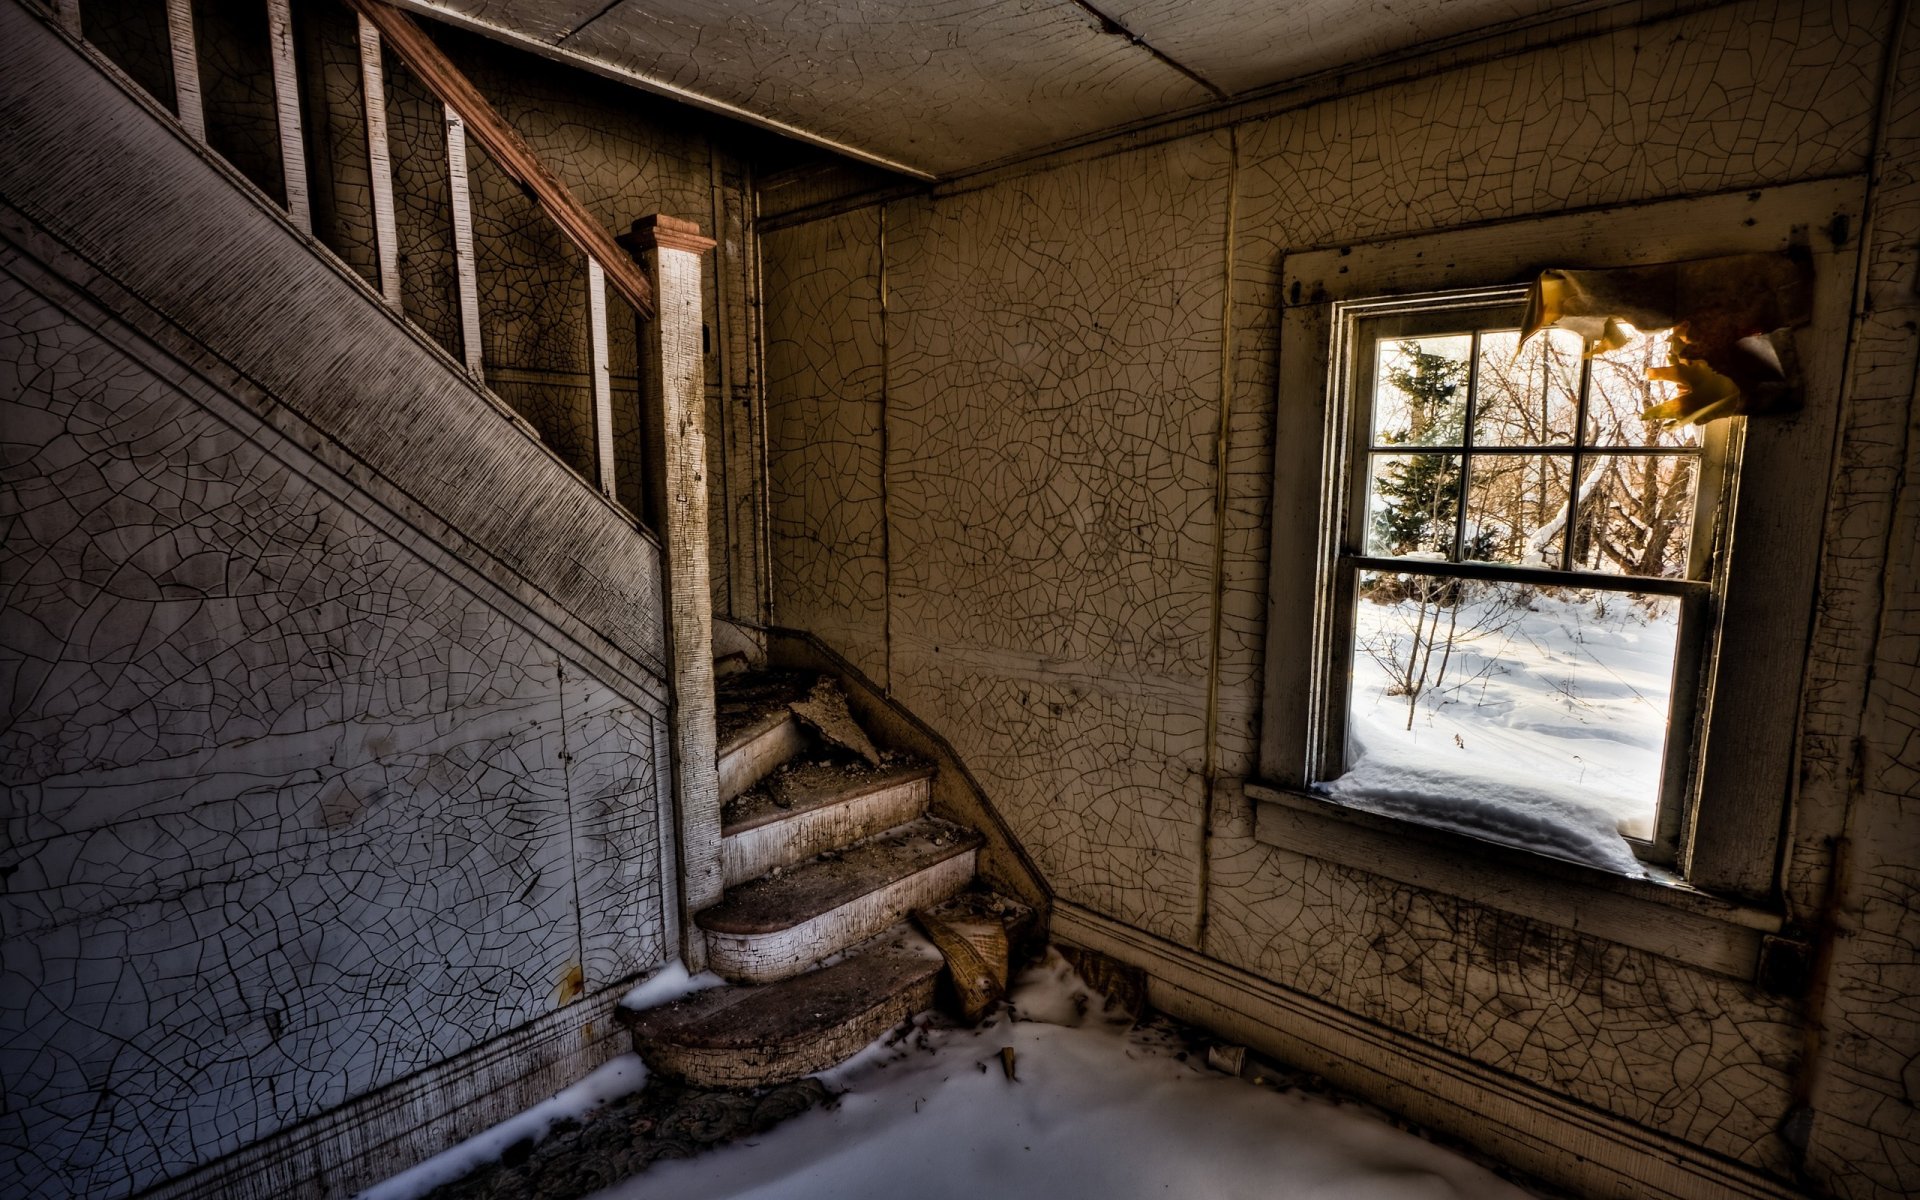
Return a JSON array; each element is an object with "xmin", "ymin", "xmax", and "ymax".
[
  {"xmin": 1472, "ymin": 328, "xmax": 1581, "ymax": 447},
  {"xmin": 1330, "ymin": 574, "xmax": 1680, "ymax": 873},
  {"xmin": 1569, "ymin": 455, "xmax": 1700, "ymax": 579},
  {"xmin": 1371, "ymin": 335, "xmax": 1471, "ymax": 446},
  {"xmin": 1463, "ymin": 454, "xmax": 1570, "ymax": 567},
  {"xmin": 1586, "ymin": 330, "xmax": 1703, "ymax": 448},
  {"xmin": 1364, "ymin": 453, "xmax": 1461, "ymax": 559}
]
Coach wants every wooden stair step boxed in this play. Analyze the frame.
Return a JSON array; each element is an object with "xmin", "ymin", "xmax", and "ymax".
[
  {"xmin": 617, "ymin": 938, "xmax": 944, "ymax": 1088},
  {"xmin": 697, "ymin": 817, "xmax": 983, "ymax": 983},
  {"xmin": 714, "ymin": 669, "xmax": 818, "ymax": 801},
  {"xmin": 721, "ymin": 757, "xmax": 935, "ymax": 887}
]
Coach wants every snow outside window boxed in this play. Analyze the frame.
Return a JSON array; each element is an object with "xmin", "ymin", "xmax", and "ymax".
[{"xmin": 1310, "ymin": 295, "xmax": 1728, "ymax": 877}]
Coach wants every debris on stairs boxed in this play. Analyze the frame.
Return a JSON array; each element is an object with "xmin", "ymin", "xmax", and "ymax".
[
  {"xmin": 914, "ymin": 894, "xmax": 1014, "ymax": 1022},
  {"xmin": 624, "ymin": 668, "xmax": 1040, "ymax": 1091},
  {"xmin": 787, "ymin": 676, "xmax": 881, "ymax": 764},
  {"xmin": 619, "ymin": 934, "xmax": 945, "ymax": 1088}
]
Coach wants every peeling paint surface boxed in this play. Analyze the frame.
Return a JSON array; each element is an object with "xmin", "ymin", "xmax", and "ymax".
[
  {"xmin": 409, "ymin": 0, "xmax": 1616, "ymax": 176},
  {"xmin": 286, "ymin": 16, "xmax": 763, "ymax": 623},
  {"xmin": 763, "ymin": 0, "xmax": 1916, "ymax": 1192},
  {"xmin": 0, "ymin": 268, "xmax": 666, "ymax": 1199},
  {"xmin": 0, "ymin": 12, "xmax": 731, "ymax": 1195}
]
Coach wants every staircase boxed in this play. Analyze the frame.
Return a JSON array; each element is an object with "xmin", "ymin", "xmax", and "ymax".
[{"xmin": 619, "ymin": 668, "xmax": 1034, "ymax": 1087}]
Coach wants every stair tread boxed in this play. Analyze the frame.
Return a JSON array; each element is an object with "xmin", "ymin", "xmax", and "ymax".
[
  {"xmin": 715, "ymin": 669, "xmax": 817, "ymax": 756},
  {"xmin": 619, "ymin": 938, "xmax": 944, "ymax": 1053},
  {"xmin": 696, "ymin": 817, "xmax": 983, "ymax": 936},
  {"xmin": 722, "ymin": 756, "xmax": 934, "ymax": 837}
]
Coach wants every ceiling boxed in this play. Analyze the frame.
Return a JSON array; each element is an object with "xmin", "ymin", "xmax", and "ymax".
[{"xmin": 402, "ymin": 0, "xmax": 1572, "ymax": 179}]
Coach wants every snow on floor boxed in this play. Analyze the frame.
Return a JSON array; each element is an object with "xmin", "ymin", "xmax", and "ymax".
[
  {"xmin": 357, "ymin": 1054, "xmax": 651, "ymax": 1200},
  {"xmin": 589, "ymin": 951, "xmax": 1536, "ymax": 1200},
  {"xmin": 1322, "ymin": 589, "xmax": 1679, "ymax": 875},
  {"xmin": 358, "ymin": 963, "xmax": 726, "ymax": 1200}
]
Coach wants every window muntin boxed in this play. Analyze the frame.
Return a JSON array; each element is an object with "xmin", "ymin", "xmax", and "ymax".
[{"xmin": 1314, "ymin": 294, "xmax": 1727, "ymax": 873}]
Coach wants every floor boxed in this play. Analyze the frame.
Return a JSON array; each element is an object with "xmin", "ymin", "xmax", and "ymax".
[
  {"xmin": 610, "ymin": 950, "xmax": 1541, "ymax": 1200},
  {"xmin": 369, "ymin": 948, "xmax": 1543, "ymax": 1200}
]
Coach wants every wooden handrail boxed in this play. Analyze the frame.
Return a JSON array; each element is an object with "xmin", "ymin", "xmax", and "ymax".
[{"xmin": 345, "ymin": 0, "xmax": 656, "ymax": 319}]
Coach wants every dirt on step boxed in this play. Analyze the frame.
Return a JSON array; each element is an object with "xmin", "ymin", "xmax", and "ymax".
[{"xmin": 721, "ymin": 753, "xmax": 931, "ymax": 834}]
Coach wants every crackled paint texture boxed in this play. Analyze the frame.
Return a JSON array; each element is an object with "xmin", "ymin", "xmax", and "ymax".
[
  {"xmin": 0, "ymin": 9, "xmax": 723, "ymax": 1195},
  {"xmin": 763, "ymin": 209, "xmax": 888, "ymax": 685},
  {"xmin": 764, "ymin": 0, "xmax": 1916, "ymax": 1192},
  {"xmin": 275, "ymin": 14, "xmax": 764, "ymax": 622},
  {"xmin": 410, "ymin": 0, "xmax": 1615, "ymax": 177},
  {"xmin": 0, "ymin": 267, "xmax": 668, "ymax": 1199}
]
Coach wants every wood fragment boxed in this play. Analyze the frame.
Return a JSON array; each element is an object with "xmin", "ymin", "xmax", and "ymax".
[
  {"xmin": 789, "ymin": 678, "xmax": 881, "ymax": 764},
  {"xmin": 914, "ymin": 906, "xmax": 1009, "ymax": 1022}
]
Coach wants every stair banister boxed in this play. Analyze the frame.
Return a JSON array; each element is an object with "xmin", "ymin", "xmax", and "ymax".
[{"xmin": 342, "ymin": 0, "xmax": 656, "ymax": 320}]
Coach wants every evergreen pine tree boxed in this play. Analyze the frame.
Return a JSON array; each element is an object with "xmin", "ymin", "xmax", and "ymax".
[{"xmin": 1372, "ymin": 342, "xmax": 1468, "ymax": 556}]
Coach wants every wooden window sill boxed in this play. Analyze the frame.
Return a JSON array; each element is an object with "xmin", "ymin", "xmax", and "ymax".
[{"xmin": 1245, "ymin": 781, "xmax": 1783, "ymax": 980}]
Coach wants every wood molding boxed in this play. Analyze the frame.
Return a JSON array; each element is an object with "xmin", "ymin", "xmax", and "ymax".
[
  {"xmin": 1052, "ymin": 901, "xmax": 1806, "ymax": 1200},
  {"xmin": 344, "ymin": 0, "xmax": 656, "ymax": 318},
  {"xmin": 1249, "ymin": 787, "xmax": 1777, "ymax": 979},
  {"xmin": 625, "ymin": 213, "xmax": 716, "ymax": 256},
  {"xmin": 135, "ymin": 985, "xmax": 634, "ymax": 1200}
]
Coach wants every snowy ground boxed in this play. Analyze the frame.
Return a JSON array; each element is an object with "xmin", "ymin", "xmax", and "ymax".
[
  {"xmin": 1323, "ymin": 587, "xmax": 1680, "ymax": 874},
  {"xmin": 361, "ymin": 953, "xmax": 1538, "ymax": 1200},
  {"xmin": 591, "ymin": 951, "xmax": 1532, "ymax": 1200}
]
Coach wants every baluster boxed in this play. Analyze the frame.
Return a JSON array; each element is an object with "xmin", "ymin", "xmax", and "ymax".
[
  {"xmin": 52, "ymin": 0, "xmax": 79, "ymax": 36},
  {"xmin": 445, "ymin": 107, "xmax": 484, "ymax": 379},
  {"xmin": 165, "ymin": 0, "xmax": 205, "ymax": 141},
  {"xmin": 587, "ymin": 257, "xmax": 617, "ymax": 501},
  {"xmin": 266, "ymin": 0, "xmax": 310, "ymax": 233},
  {"xmin": 357, "ymin": 13, "xmax": 402, "ymax": 310}
]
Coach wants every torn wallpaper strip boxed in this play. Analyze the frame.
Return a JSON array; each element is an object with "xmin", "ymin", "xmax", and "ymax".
[{"xmin": 1521, "ymin": 251, "xmax": 1813, "ymax": 424}]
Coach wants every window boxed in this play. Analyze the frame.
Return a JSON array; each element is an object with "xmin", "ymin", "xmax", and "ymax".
[
  {"xmin": 1255, "ymin": 182, "xmax": 1860, "ymax": 931},
  {"xmin": 1312, "ymin": 294, "xmax": 1727, "ymax": 875}
]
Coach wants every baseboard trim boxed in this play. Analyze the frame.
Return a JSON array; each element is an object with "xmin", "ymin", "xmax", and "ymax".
[
  {"xmin": 135, "ymin": 985, "xmax": 636, "ymax": 1200},
  {"xmin": 1052, "ymin": 903, "xmax": 1804, "ymax": 1200}
]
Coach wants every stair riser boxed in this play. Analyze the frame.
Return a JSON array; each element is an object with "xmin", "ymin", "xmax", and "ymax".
[
  {"xmin": 717, "ymin": 714, "xmax": 808, "ymax": 802},
  {"xmin": 705, "ymin": 851, "xmax": 977, "ymax": 984},
  {"xmin": 722, "ymin": 778, "xmax": 931, "ymax": 888},
  {"xmin": 634, "ymin": 975, "xmax": 938, "ymax": 1088}
]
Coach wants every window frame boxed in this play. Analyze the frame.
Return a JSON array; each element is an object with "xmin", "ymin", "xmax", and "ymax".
[
  {"xmin": 1254, "ymin": 181, "xmax": 1863, "ymax": 966},
  {"xmin": 1315, "ymin": 293, "xmax": 1728, "ymax": 869}
]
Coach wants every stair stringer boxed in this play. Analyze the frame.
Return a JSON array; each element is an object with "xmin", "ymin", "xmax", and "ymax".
[{"xmin": 764, "ymin": 627, "xmax": 1054, "ymax": 923}]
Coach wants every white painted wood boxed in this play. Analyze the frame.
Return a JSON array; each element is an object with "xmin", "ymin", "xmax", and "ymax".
[
  {"xmin": 722, "ymin": 775, "xmax": 930, "ymax": 887},
  {"xmin": 587, "ymin": 256, "xmax": 616, "ymax": 499},
  {"xmin": 630, "ymin": 217, "xmax": 722, "ymax": 967},
  {"xmin": 265, "ymin": 0, "xmax": 310, "ymax": 233},
  {"xmin": 704, "ymin": 849, "xmax": 976, "ymax": 983},
  {"xmin": 716, "ymin": 710, "xmax": 807, "ymax": 802},
  {"xmin": 164, "ymin": 0, "xmax": 204, "ymax": 142},
  {"xmin": 357, "ymin": 14, "xmax": 402, "ymax": 311},
  {"xmin": 444, "ymin": 106, "xmax": 484, "ymax": 379},
  {"xmin": 1249, "ymin": 788, "xmax": 1776, "ymax": 978},
  {"xmin": 139, "ymin": 981, "xmax": 636, "ymax": 1200},
  {"xmin": 1260, "ymin": 179, "xmax": 1868, "ymax": 900},
  {"xmin": 1054, "ymin": 902, "xmax": 1806, "ymax": 1200}
]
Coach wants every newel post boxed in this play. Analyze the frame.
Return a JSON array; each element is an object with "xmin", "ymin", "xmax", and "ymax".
[{"xmin": 623, "ymin": 214, "xmax": 720, "ymax": 969}]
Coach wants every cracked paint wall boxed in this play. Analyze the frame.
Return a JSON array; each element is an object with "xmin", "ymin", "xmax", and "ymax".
[
  {"xmin": 0, "ymin": 10, "xmax": 701, "ymax": 1195},
  {"xmin": 0, "ymin": 260, "xmax": 669, "ymax": 1200},
  {"xmin": 763, "ymin": 0, "xmax": 1919, "ymax": 1193},
  {"xmin": 304, "ymin": 13, "xmax": 765, "ymax": 627}
]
